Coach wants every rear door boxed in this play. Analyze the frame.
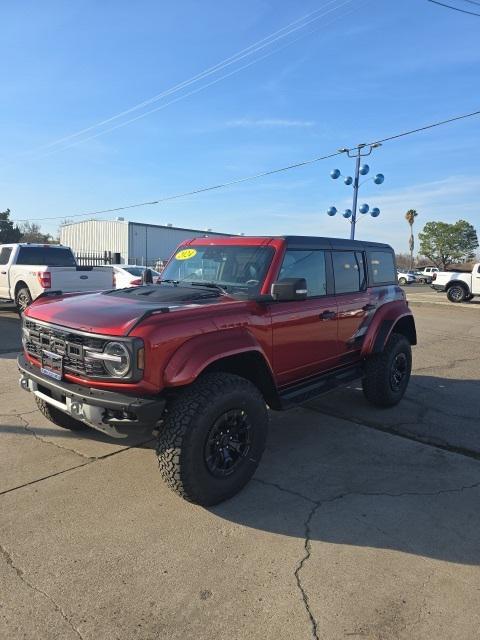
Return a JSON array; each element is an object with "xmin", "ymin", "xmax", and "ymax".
[
  {"xmin": 333, "ymin": 250, "xmax": 372, "ymax": 363},
  {"xmin": 270, "ymin": 248, "xmax": 339, "ymax": 385},
  {"xmin": 0, "ymin": 246, "xmax": 13, "ymax": 298}
]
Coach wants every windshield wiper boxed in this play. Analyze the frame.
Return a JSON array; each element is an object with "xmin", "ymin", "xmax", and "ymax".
[
  {"xmin": 187, "ymin": 281, "xmax": 228, "ymax": 294},
  {"xmin": 159, "ymin": 279, "xmax": 180, "ymax": 285}
]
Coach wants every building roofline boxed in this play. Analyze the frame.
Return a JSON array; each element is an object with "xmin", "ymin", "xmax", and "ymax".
[{"xmin": 60, "ymin": 218, "xmax": 231, "ymax": 236}]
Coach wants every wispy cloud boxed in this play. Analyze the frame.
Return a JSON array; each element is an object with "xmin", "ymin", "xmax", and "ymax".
[{"xmin": 225, "ymin": 118, "xmax": 315, "ymax": 129}]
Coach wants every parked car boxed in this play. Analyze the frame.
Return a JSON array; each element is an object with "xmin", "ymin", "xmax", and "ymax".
[
  {"xmin": 431, "ymin": 263, "xmax": 480, "ymax": 302},
  {"xmin": 113, "ymin": 265, "xmax": 161, "ymax": 288},
  {"xmin": 419, "ymin": 266, "xmax": 439, "ymax": 278},
  {"xmin": 397, "ymin": 270, "xmax": 416, "ymax": 285},
  {"xmin": 18, "ymin": 235, "xmax": 416, "ymax": 505},
  {"xmin": 0, "ymin": 243, "xmax": 114, "ymax": 313},
  {"xmin": 409, "ymin": 270, "xmax": 432, "ymax": 284}
]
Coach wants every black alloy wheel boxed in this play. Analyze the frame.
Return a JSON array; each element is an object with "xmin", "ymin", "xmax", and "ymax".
[
  {"xmin": 390, "ymin": 352, "xmax": 408, "ymax": 392},
  {"xmin": 204, "ymin": 409, "xmax": 252, "ymax": 477}
]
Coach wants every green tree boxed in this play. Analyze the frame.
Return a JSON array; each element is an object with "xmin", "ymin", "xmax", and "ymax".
[
  {"xmin": 20, "ymin": 222, "xmax": 53, "ymax": 244},
  {"xmin": 0, "ymin": 209, "xmax": 22, "ymax": 243},
  {"xmin": 418, "ymin": 220, "xmax": 479, "ymax": 269}
]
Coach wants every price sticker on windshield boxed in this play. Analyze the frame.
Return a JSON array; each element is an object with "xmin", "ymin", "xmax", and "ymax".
[{"xmin": 175, "ymin": 248, "xmax": 197, "ymax": 260}]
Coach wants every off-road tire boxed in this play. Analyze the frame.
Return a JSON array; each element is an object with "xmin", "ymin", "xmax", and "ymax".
[
  {"xmin": 156, "ymin": 373, "xmax": 269, "ymax": 506},
  {"xmin": 362, "ymin": 333, "xmax": 412, "ymax": 408},
  {"xmin": 15, "ymin": 286, "xmax": 32, "ymax": 315},
  {"xmin": 35, "ymin": 397, "xmax": 90, "ymax": 431},
  {"xmin": 398, "ymin": 277, "xmax": 407, "ymax": 285},
  {"xmin": 446, "ymin": 284, "xmax": 467, "ymax": 303}
]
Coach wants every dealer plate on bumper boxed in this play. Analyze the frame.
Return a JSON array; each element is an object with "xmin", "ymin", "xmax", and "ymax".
[{"xmin": 41, "ymin": 350, "xmax": 63, "ymax": 381}]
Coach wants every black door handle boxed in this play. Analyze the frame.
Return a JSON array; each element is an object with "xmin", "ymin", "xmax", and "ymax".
[
  {"xmin": 319, "ymin": 310, "xmax": 336, "ymax": 320},
  {"xmin": 362, "ymin": 303, "xmax": 376, "ymax": 311},
  {"xmin": 0, "ymin": 271, "xmax": 6, "ymax": 275}
]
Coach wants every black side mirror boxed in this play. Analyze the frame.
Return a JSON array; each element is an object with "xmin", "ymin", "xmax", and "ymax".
[
  {"xmin": 271, "ymin": 278, "xmax": 307, "ymax": 301},
  {"xmin": 143, "ymin": 268, "xmax": 153, "ymax": 284}
]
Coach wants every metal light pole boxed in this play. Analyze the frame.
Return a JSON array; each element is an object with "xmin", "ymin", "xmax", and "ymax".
[
  {"xmin": 351, "ymin": 148, "xmax": 362, "ymax": 240},
  {"xmin": 327, "ymin": 143, "xmax": 384, "ymax": 240}
]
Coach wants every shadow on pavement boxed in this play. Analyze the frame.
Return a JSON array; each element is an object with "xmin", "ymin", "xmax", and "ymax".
[{"xmin": 209, "ymin": 374, "xmax": 480, "ymax": 566}]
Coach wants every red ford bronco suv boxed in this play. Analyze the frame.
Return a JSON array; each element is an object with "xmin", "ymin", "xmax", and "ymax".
[{"xmin": 18, "ymin": 236, "xmax": 416, "ymax": 505}]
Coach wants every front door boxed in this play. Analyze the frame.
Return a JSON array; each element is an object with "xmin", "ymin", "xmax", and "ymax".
[{"xmin": 270, "ymin": 248, "xmax": 339, "ymax": 386}]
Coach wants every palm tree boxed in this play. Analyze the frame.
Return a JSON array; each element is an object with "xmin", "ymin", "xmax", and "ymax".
[{"xmin": 405, "ymin": 209, "xmax": 418, "ymax": 270}]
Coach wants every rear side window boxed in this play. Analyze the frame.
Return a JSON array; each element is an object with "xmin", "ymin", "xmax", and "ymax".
[
  {"xmin": 368, "ymin": 251, "xmax": 396, "ymax": 284},
  {"xmin": 332, "ymin": 251, "xmax": 366, "ymax": 294},
  {"xmin": 0, "ymin": 247, "xmax": 12, "ymax": 265},
  {"xmin": 279, "ymin": 250, "xmax": 327, "ymax": 297},
  {"xmin": 16, "ymin": 247, "xmax": 76, "ymax": 267}
]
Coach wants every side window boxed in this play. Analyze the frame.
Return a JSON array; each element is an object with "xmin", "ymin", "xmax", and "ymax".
[
  {"xmin": 0, "ymin": 247, "xmax": 12, "ymax": 266},
  {"xmin": 279, "ymin": 250, "xmax": 327, "ymax": 297},
  {"xmin": 368, "ymin": 251, "xmax": 396, "ymax": 284},
  {"xmin": 332, "ymin": 251, "xmax": 365, "ymax": 294}
]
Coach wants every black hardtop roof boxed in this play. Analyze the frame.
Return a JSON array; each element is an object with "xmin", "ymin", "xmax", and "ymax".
[{"xmin": 281, "ymin": 235, "xmax": 393, "ymax": 251}]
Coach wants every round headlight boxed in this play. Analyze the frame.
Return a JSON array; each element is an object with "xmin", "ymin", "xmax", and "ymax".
[{"xmin": 104, "ymin": 342, "xmax": 131, "ymax": 377}]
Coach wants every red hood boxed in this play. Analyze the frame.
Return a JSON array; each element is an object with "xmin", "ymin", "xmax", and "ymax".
[{"xmin": 25, "ymin": 288, "xmax": 229, "ymax": 336}]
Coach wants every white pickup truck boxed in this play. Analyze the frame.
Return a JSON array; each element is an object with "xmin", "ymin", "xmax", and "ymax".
[
  {"xmin": 431, "ymin": 263, "xmax": 480, "ymax": 302},
  {"xmin": 0, "ymin": 243, "xmax": 114, "ymax": 312}
]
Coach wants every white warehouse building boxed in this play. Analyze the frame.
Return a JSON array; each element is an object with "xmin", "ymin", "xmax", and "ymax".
[{"xmin": 60, "ymin": 219, "xmax": 230, "ymax": 265}]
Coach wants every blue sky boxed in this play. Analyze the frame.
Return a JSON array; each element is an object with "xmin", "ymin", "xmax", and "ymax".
[{"xmin": 1, "ymin": 0, "xmax": 479, "ymax": 253}]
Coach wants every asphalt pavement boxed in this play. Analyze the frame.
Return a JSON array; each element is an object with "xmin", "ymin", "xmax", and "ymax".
[{"xmin": 1, "ymin": 296, "xmax": 479, "ymax": 640}]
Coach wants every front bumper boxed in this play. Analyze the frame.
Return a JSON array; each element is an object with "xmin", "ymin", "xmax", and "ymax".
[{"xmin": 18, "ymin": 353, "xmax": 166, "ymax": 438}]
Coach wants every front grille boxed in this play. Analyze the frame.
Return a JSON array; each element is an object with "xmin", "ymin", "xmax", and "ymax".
[{"xmin": 24, "ymin": 319, "xmax": 108, "ymax": 378}]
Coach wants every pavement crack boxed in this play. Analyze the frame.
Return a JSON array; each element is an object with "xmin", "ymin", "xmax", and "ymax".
[
  {"xmin": 304, "ymin": 404, "xmax": 480, "ymax": 462},
  {"xmin": 0, "ymin": 439, "xmax": 154, "ymax": 497},
  {"xmin": 19, "ymin": 414, "xmax": 93, "ymax": 460},
  {"xmin": 294, "ymin": 502, "xmax": 321, "ymax": 640},
  {"xmin": 257, "ymin": 477, "xmax": 480, "ymax": 640},
  {"xmin": 253, "ymin": 478, "xmax": 316, "ymax": 504},
  {"xmin": 0, "ymin": 543, "xmax": 84, "ymax": 639}
]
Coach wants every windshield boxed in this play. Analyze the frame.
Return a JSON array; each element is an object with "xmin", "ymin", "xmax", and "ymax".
[{"xmin": 161, "ymin": 245, "xmax": 274, "ymax": 296}]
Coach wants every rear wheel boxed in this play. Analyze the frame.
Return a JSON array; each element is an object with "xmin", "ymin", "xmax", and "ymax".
[
  {"xmin": 447, "ymin": 285, "xmax": 467, "ymax": 303},
  {"xmin": 15, "ymin": 286, "xmax": 32, "ymax": 315},
  {"xmin": 362, "ymin": 333, "xmax": 412, "ymax": 408},
  {"xmin": 156, "ymin": 373, "xmax": 268, "ymax": 506},
  {"xmin": 398, "ymin": 277, "xmax": 407, "ymax": 285},
  {"xmin": 35, "ymin": 397, "xmax": 90, "ymax": 431}
]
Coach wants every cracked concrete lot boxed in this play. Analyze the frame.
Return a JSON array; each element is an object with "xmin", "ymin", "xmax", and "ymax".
[{"xmin": 1, "ymin": 300, "xmax": 479, "ymax": 639}]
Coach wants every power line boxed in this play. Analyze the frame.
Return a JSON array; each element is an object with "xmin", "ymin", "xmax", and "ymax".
[
  {"xmin": 29, "ymin": 0, "xmax": 353, "ymax": 156},
  {"xmin": 427, "ymin": 0, "xmax": 480, "ymax": 16},
  {"xmin": 43, "ymin": 0, "xmax": 359, "ymax": 157},
  {"xmin": 13, "ymin": 151, "xmax": 344, "ymax": 223},
  {"xmin": 12, "ymin": 107, "xmax": 480, "ymax": 223},
  {"xmin": 367, "ymin": 108, "xmax": 480, "ymax": 145}
]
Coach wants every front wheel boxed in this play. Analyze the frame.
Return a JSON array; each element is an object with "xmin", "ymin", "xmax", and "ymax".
[
  {"xmin": 156, "ymin": 373, "xmax": 269, "ymax": 506},
  {"xmin": 447, "ymin": 285, "xmax": 467, "ymax": 303},
  {"xmin": 362, "ymin": 333, "xmax": 412, "ymax": 408},
  {"xmin": 15, "ymin": 286, "xmax": 32, "ymax": 315},
  {"xmin": 398, "ymin": 277, "xmax": 407, "ymax": 285}
]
